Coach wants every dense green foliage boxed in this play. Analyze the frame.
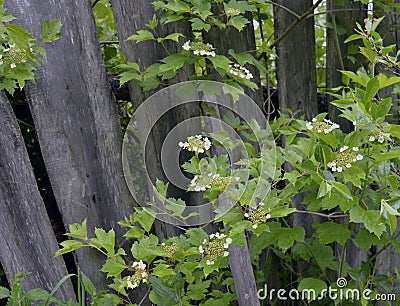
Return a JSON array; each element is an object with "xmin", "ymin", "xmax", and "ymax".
[{"xmin": 1, "ymin": 0, "xmax": 400, "ymax": 305}]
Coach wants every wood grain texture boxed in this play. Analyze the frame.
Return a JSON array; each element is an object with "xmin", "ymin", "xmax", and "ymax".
[
  {"xmin": 326, "ymin": 0, "xmax": 365, "ymax": 132},
  {"xmin": 110, "ymin": 0, "xmax": 203, "ymax": 240},
  {"xmin": 5, "ymin": 0, "xmax": 135, "ymax": 289},
  {"xmin": 273, "ymin": 0, "xmax": 318, "ymax": 120},
  {"xmin": 0, "ymin": 92, "xmax": 75, "ymax": 299}
]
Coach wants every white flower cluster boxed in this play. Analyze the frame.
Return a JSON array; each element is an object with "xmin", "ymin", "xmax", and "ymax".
[
  {"xmin": 229, "ymin": 63, "xmax": 253, "ymax": 80},
  {"xmin": 306, "ymin": 118, "xmax": 340, "ymax": 134},
  {"xmin": 199, "ymin": 232, "xmax": 232, "ymax": 266},
  {"xmin": 127, "ymin": 260, "xmax": 148, "ymax": 289},
  {"xmin": 182, "ymin": 40, "xmax": 216, "ymax": 57},
  {"xmin": 190, "ymin": 174, "xmax": 213, "ymax": 192},
  {"xmin": 244, "ymin": 202, "xmax": 271, "ymax": 229},
  {"xmin": 189, "ymin": 173, "xmax": 239, "ymax": 192},
  {"xmin": 0, "ymin": 44, "xmax": 28, "ymax": 69},
  {"xmin": 369, "ymin": 130, "xmax": 390, "ymax": 143},
  {"xmin": 179, "ymin": 135, "xmax": 211, "ymax": 153},
  {"xmin": 327, "ymin": 146, "xmax": 363, "ymax": 173}
]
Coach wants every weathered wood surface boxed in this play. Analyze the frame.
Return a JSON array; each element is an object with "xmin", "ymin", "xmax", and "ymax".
[
  {"xmin": 6, "ymin": 0, "xmax": 134, "ymax": 289},
  {"xmin": 273, "ymin": 0, "xmax": 318, "ymax": 120},
  {"xmin": 326, "ymin": 0, "xmax": 365, "ymax": 132},
  {"xmin": 111, "ymin": 0, "xmax": 202, "ymax": 240},
  {"xmin": 0, "ymin": 92, "xmax": 75, "ymax": 299}
]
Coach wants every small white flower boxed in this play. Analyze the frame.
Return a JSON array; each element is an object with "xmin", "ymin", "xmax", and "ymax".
[
  {"xmin": 378, "ymin": 136, "xmax": 385, "ymax": 143},
  {"xmin": 353, "ymin": 121, "xmax": 357, "ymax": 126},
  {"xmin": 183, "ymin": 41, "xmax": 191, "ymax": 50},
  {"xmin": 352, "ymin": 147, "xmax": 359, "ymax": 152},
  {"xmin": 199, "ymin": 245, "xmax": 204, "ymax": 254},
  {"xmin": 210, "ymin": 234, "xmax": 215, "ymax": 239},
  {"xmin": 141, "ymin": 272, "xmax": 147, "ymax": 278},
  {"xmin": 337, "ymin": 166, "xmax": 343, "ymax": 173},
  {"xmin": 306, "ymin": 122, "xmax": 313, "ymax": 130},
  {"xmin": 224, "ymin": 251, "xmax": 229, "ymax": 257},
  {"xmin": 369, "ymin": 136, "xmax": 375, "ymax": 142},
  {"xmin": 10, "ymin": 63, "xmax": 16, "ymax": 69},
  {"xmin": 244, "ymin": 213, "xmax": 249, "ymax": 217},
  {"xmin": 252, "ymin": 224, "xmax": 258, "ymax": 229},
  {"xmin": 332, "ymin": 166, "xmax": 337, "ymax": 172},
  {"xmin": 340, "ymin": 146, "xmax": 349, "ymax": 153},
  {"xmin": 312, "ymin": 118, "xmax": 317, "ymax": 122},
  {"xmin": 137, "ymin": 260, "xmax": 146, "ymax": 270},
  {"xmin": 356, "ymin": 154, "xmax": 363, "ymax": 161},
  {"xmin": 266, "ymin": 213, "xmax": 271, "ymax": 219},
  {"xmin": 206, "ymin": 260, "xmax": 214, "ymax": 266},
  {"xmin": 203, "ymin": 239, "xmax": 207, "ymax": 244},
  {"xmin": 346, "ymin": 163, "xmax": 352, "ymax": 168}
]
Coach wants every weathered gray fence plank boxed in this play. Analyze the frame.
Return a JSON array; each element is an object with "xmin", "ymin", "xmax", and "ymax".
[
  {"xmin": 0, "ymin": 92, "xmax": 75, "ymax": 299},
  {"xmin": 6, "ymin": 0, "xmax": 134, "ymax": 289}
]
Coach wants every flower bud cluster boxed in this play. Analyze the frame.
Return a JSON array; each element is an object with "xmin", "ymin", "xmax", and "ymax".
[
  {"xmin": 182, "ymin": 40, "xmax": 216, "ymax": 57},
  {"xmin": 127, "ymin": 260, "xmax": 148, "ymax": 289},
  {"xmin": 327, "ymin": 146, "xmax": 363, "ymax": 172},
  {"xmin": 198, "ymin": 232, "xmax": 232, "ymax": 266},
  {"xmin": 229, "ymin": 63, "xmax": 253, "ymax": 80},
  {"xmin": 161, "ymin": 242, "xmax": 179, "ymax": 258},
  {"xmin": 306, "ymin": 118, "xmax": 340, "ymax": 134},
  {"xmin": 179, "ymin": 135, "xmax": 211, "ymax": 153},
  {"xmin": 244, "ymin": 203, "xmax": 271, "ymax": 229},
  {"xmin": 1, "ymin": 45, "xmax": 28, "ymax": 69}
]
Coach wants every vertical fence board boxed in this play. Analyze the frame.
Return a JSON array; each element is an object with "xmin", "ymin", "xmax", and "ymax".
[
  {"xmin": 6, "ymin": 0, "xmax": 134, "ymax": 289},
  {"xmin": 0, "ymin": 92, "xmax": 75, "ymax": 299}
]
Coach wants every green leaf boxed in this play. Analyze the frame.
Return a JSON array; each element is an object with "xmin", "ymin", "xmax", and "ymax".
[
  {"xmin": 41, "ymin": 18, "xmax": 62, "ymax": 43},
  {"xmin": 165, "ymin": 0, "xmax": 191, "ymax": 12},
  {"xmin": 374, "ymin": 97, "xmax": 392, "ymax": 119},
  {"xmin": 67, "ymin": 219, "xmax": 87, "ymax": 239},
  {"xmin": 80, "ymin": 271, "xmax": 96, "ymax": 296},
  {"xmin": 149, "ymin": 276, "xmax": 177, "ymax": 306},
  {"xmin": 6, "ymin": 24, "xmax": 33, "ymax": 49},
  {"xmin": 344, "ymin": 34, "xmax": 364, "ymax": 43},
  {"xmin": 353, "ymin": 228, "xmax": 386, "ymax": 249},
  {"xmin": 378, "ymin": 74, "xmax": 400, "ymax": 89},
  {"xmin": 119, "ymin": 71, "xmax": 142, "ymax": 85},
  {"xmin": 100, "ymin": 258, "xmax": 126, "ymax": 277},
  {"xmin": 189, "ymin": 18, "xmax": 211, "ymax": 32},
  {"xmin": 125, "ymin": 226, "xmax": 145, "ymax": 240},
  {"xmin": 186, "ymin": 228, "xmax": 209, "ymax": 246},
  {"xmin": 331, "ymin": 182, "xmax": 352, "ymax": 200},
  {"xmin": 298, "ymin": 278, "xmax": 327, "ymax": 301},
  {"xmin": 90, "ymin": 228, "xmax": 115, "ymax": 255},
  {"xmin": 152, "ymin": 264, "xmax": 175, "ymax": 278},
  {"xmin": 208, "ymin": 55, "xmax": 231, "ymax": 71},
  {"xmin": 364, "ymin": 76, "xmax": 379, "ymax": 103},
  {"xmin": 187, "ymin": 281, "xmax": 211, "ymax": 300},
  {"xmin": 0, "ymin": 286, "xmax": 9, "ymax": 299},
  {"xmin": 276, "ymin": 226, "xmax": 305, "ymax": 253},
  {"xmin": 268, "ymin": 205, "xmax": 296, "ymax": 218},
  {"xmin": 159, "ymin": 53, "xmax": 186, "ymax": 73},
  {"xmin": 160, "ymin": 33, "xmax": 184, "ymax": 42},
  {"xmin": 55, "ymin": 239, "xmax": 83, "ymax": 257},
  {"xmin": 26, "ymin": 288, "xmax": 50, "ymax": 301},
  {"xmin": 127, "ymin": 30, "xmax": 155, "ymax": 42},
  {"xmin": 372, "ymin": 150, "xmax": 400, "ymax": 162},
  {"xmin": 349, "ymin": 205, "xmax": 386, "ymax": 238},
  {"xmin": 339, "ymin": 70, "xmax": 368, "ymax": 87},
  {"xmin": 313, "ymin": 222, "xmax": 351, "ymax": 245},
  {"xmin": 227, "ymin": 15, "xmax": 249, "ymax": 31},
  {"xmin": 135, "ymin": 208, "xmax": 155, "ymax": 232},
  {"xmin": 380, "ymin": 199, "xmax": 400, "ymax": 234}
]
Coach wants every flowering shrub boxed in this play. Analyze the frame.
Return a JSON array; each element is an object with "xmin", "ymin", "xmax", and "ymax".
[{"xmin": 0, "ymin": 7, "xmax": 62, "ymax": 94}]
